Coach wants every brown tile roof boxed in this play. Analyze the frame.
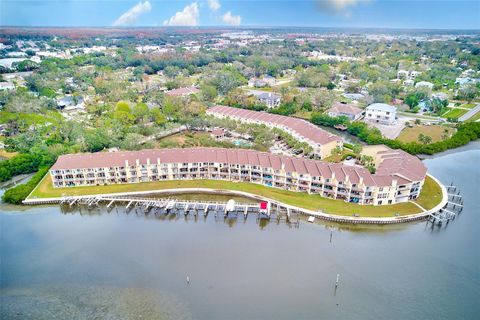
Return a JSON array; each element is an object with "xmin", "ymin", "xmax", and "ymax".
[
  {"xmin": 212, "ymin": 129, "xmax": 224, "ymax": 135},
  {"xmin": 208, "ymin": 105, "xmax": 341, "ymax": 146},
  {"xmin": 374, "ymin": 148, "xmax": 427, "ymax": 183},
  {"xmin": 327, "ymin": 103, "xmax": 363, "ymax": 116},
  {"xmin": 51, "ymin": 147, "xmax": 376, "ymax": 184}
]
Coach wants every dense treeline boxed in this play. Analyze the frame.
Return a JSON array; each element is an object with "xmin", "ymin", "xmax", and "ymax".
[
  {"xmin": 2, "ymin": 167, "xmax": 49, "ymax": 204},
  {"xmin": 310, "ymin": 113, "xmax": 480, "ymax": 155},
  {"xmin": 0, "ymin": 153, "xmax": 52, "ymax": 183}
]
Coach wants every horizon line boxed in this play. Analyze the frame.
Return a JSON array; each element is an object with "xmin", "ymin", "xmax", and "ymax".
[{"xmin": 1, "ymin": 26, "xmax": 480, "ymax": 32}]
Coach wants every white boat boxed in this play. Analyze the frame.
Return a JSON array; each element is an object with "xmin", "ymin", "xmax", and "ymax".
[
  {"xmin": 307, "ymin": 216, "xmax": 315, "ymax": 223},
  {"xmin": 225, "ymin": 199, "xmax": 236, "ymax": 212},
  {"xmin": 165, "ymin": 200, "xmax": 176, "ymax": 210}
]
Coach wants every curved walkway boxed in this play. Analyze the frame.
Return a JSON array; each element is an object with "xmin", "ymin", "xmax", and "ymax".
[{"xmin": 23, "ymin": 174, "xmax": 448, "ymax": 225}]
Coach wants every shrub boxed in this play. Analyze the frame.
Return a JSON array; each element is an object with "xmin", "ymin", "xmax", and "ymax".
[
  {"xmin": 2, "ymin": 167, "xmax": 49, "ymax": 205},
  {"xmin": 0, "ymin": 153, "xmax": 50, "ymax": 182},
  {"xmin": 310, "ymin": 113, "xmax": 480, "ymax": 155}
]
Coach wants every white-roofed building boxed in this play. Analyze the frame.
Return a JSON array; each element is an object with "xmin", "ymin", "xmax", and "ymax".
[
  {"xmin": 247, "ymin": 91, "xmax": 281, "ymax": 108},
  {"xmin": 365, "ymin": 103, "xmax": 397, "ymax": 125},
  {"xmin": 415, "ymin": 81, "xmax": 434, "ymax": 90},
  {"xmin": 0, "ymin": 82, "xmax": 15, "ymax": 91}
]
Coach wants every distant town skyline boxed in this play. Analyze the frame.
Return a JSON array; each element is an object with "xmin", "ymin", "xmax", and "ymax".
[{"xmin": 1, "ymin": 0, "xmax": 479, "ymax": 30}]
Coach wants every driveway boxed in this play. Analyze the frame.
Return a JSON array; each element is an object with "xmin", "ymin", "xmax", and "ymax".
[
  {"xmin": 366, "ymin": 119, "xmax": 406, "ymax": 139},
  {"xmin": 458, "ymin": 103, "xmax": 480, "ymax": 122}
]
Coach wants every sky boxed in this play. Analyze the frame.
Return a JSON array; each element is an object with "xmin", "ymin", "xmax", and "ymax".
[{"xmin": 1, "ymin": 0, "xmax": 479, "ymax": 29}]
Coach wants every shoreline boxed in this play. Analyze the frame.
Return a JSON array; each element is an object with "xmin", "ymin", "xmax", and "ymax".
[{"xmin": 23, "ymin": 174, "xmax": 448, "ymax": 225}]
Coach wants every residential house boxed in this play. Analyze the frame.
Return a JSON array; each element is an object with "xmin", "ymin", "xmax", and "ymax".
[
  {"xmin": 211, "ymin": 128, "xmax": 225, "ymax": 140},
  {"xmin": 0, "ymin": 124, "xmax": 7, "ymax": 136},
  {"xmin": 397, "ymin": 70, "xmax": 421, "ymax": 80},
  {"xmin": 365, "ymin": 103, "xmax": 397, "ymax": 125},
  {"xmin": 342, "ymin": 93, "xmax": 366, "ymax": 101},
  {"xmin": 415, "ymin": 81, "xmax": 434, "ymax": 90},
  {"xmin": 248, "ymin": 75, "xmax": 276, "ymax": 88},
  {"xmin": 256, "ymin": 92, "xmax": 281, "ymax": 108},
  {"xmin": 455, "ymin": 77, "xmax": 479, "ymax": 87},
  {"xmin": 56, "ymin": 95, "xmax": 85, "ymax": 110},
  {"xmin": 0, "ymin": 82, "xmax": 15, "ymax": 91},
  {"xmin": 327, "ymin": 103, "xmax": 363, "ymax": 121}
]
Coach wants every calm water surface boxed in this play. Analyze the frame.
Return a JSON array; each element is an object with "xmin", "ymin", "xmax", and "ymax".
[{"xmin": 1, "ymin": 148, "xmax": 480, "ymax": 320}]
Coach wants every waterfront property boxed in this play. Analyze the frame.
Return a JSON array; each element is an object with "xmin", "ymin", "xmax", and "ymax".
[
  {"xmin": 207, "ymin": 105, "xmax": 342, "ymax": 159},
  {"xmin": 49, "ymin": 146, "xmax": 427, "ymax": 206},
  {"xmin": 4, "ymin": 149, "xmax": 474, "ymax": 320},
  {"xmin": 327, "ymin": 102, "xmax": 363, "ymax": 121}
]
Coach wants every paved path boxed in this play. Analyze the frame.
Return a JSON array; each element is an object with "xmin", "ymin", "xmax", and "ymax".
[
  {"xmin": 458, "ymin": 103, "xmax": 480, "ymax": 122},
  {"xmin": 367, "ymin": 120, "xmax": 406, "ymax": 139},
  {"xmin": 410, "ymin": 201, "xmax": 427, "ymax": 212},
  {"xmin": 397, "ymin": 112, "xmax": 443, "ymax": 123},
  {"xmin": 23, "ymin": 174, "xmax": 449, "ymax": 225},
  {"xmin": 272, "ymin": 78, "xmax": 293, "ymax": 86}
]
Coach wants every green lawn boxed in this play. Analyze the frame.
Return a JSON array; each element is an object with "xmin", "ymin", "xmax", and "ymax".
[
  {"xmin": 27, "ymin": 174, "xmax": 443, "ymax": 218},
  {"xmin": 462, "ymin": 103, "xmax": 476, "ymax": 109},
  {"xmin": 323, "ymin": 149, "xmax": 356, "ymax": 163},
  {"xmin": 397, "ymin": 125, "xmax": 455, "ymax": 143},
  {"xmin": 292, "ymin": 111, "xmax": 313, "ymax": 120},
  {"xmin": 413, "ymin": 175, "xmax": 443, "ymax": 210},
  {"xmin": 442, "ymin": 108, "xmax": 468, "ymax": 119}
]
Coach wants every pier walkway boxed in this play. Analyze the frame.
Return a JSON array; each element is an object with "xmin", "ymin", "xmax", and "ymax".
[
  {"xmin": 52, "ymin": 194, "xmax": 302, "ymax": 226},
  {"xmin": 23, "ymin": 175, "xmax": 460, "ymax": 225}
]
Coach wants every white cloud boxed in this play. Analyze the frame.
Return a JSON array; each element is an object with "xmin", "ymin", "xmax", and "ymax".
[
  {"xmin": 207, "ymin": 0, "xmax": 221, "ymax": 11},
  {"xmin": 163, "ymin": 2, "xmax": 199, "ymax": 26},
  {"xmin": 316, "ymin": 0, "xmax": 370, "ymax": 14},
  {"xmin": 222, "ymin": 11, "xmax": 241, "ymax": 26},
  {"xmin": 113, "ymin": 1, "xmax": 152, "ymax": 26}
]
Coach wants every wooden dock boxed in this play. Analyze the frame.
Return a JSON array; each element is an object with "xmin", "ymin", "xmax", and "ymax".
[
  {"xmin": 56, "ymin": 195, "xmax": 301, "ymax": 226},
  {"xmin": 426, "ymin": 183, "xmax": 464, "ymax": 227},
  {"xmin": 22, "ymin": 174, "xmax": 460, "ymax": 226}
]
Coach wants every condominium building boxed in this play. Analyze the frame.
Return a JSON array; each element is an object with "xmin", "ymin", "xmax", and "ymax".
[
  {"xmin": 50, "ymin": 147, "xmax": 427, "ymax": 206},
  {"xmin": 207, "ymin": 105, "xmax": 342, "ymax": 159}
]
